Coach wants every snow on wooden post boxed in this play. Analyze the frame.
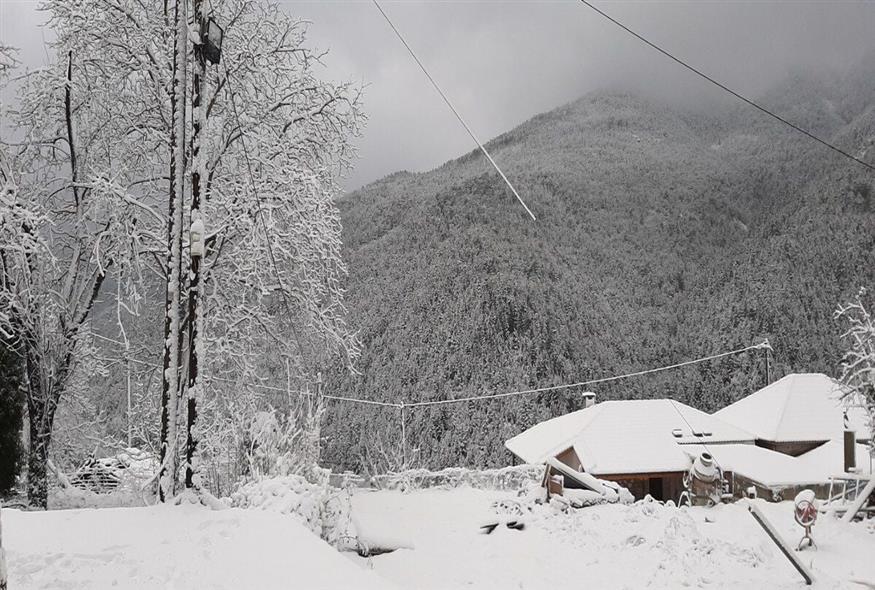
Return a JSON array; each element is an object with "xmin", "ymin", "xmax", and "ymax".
[
  {"xmin": 844, "ymin": 430, "xmax": 856, "ymax": 473},
  {"xmin": 747, "ymin": 502, "xmax": 813, "ymax": 585}
]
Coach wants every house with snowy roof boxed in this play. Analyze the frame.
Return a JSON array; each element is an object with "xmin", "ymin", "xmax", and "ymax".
[
  {"xmin": 714, "ymin": 373, "xmax": 871, "ymax": 456},
  {"xmin": 504, "ymin": 397, "xmax": 755, "ymax": 502},
  {"xmin": 504, "ymin": 373, "xmax": 872, "ymax": 503}
]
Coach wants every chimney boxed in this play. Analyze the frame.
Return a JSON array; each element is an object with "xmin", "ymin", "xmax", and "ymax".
[
  {"xmin": 844, "ymin": 429, "xmax": 856, "ymax": 473},
  {"xmin": 582, "ymin": 391, "xmax": 596, "ymax": 409}
]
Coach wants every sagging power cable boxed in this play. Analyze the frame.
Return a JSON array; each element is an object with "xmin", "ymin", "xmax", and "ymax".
[
  {"xmin": 372, "ymin": 0, "xmax": 538, "ymax": 220},
  {"xmin": 577, "ymin": 0, "xmax": 875, "ymax": 174}
]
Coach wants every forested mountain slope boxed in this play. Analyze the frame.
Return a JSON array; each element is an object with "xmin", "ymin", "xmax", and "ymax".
[{"xmin": 323, "ymin": 62, "xmax": 875, "ymax": 472}]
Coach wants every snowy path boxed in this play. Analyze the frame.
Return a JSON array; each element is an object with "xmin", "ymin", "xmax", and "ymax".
[
  {"xmin": 350, "ymin": 489, "xmax": 875, "ymax": 589},
  {"xmin": 5, "ymin": 504, "xmax": 392, "ymax": 590}
]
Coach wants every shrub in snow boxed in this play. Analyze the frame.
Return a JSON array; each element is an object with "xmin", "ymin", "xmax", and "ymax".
[
  {"xmin": 229, "ymin": 476, "xmax": 325, "ymax": 534},
  {"xmin": 244, "ymin": 408, "xmax": 323, "ymax": 479},
  {"xmin": 370, "ymin": 465, "xmax": 543, "ymax": 492},
  {"xmin": 197, "ymin": 403, "xmax": 326, "ymax": 497},
  {"xmin": 227, "ymin": 474, "xmax": 351, "ymax": 545}
]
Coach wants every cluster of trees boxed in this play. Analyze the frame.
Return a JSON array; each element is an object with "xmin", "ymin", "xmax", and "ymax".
[
  {"xmin": 0, "ymin": 0, "xmax": 361, "ymax": 507},
  {"xmin": 324, "ymin": 61, "xmax": 875, "ymax": 472}
]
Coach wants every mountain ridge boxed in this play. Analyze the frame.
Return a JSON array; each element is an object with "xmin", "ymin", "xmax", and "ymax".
[{"xmin": 324, "ymin": 68, "xmax": 875, "ymax": 472}]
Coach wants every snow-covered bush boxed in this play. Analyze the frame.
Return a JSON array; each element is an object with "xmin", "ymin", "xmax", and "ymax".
[
  {"xmin": 245, "ymin": 407, "xmax": 324, "ymax": 481},
  {"xmin": 195, "ymin": 392, "xmax": 326, "ymax": 498},
  {"xmin": 227, "ymin": 475, "xmax": 351, "ymax": 545},
  {"xmin": 370, "ymin": 464, "xmax": 543, "ymax": 492}
]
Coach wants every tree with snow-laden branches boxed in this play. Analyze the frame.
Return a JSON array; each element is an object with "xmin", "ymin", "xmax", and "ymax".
[
  {"xmin": 836, "ymin": 288, "xmax": 875, "ymax": 448},
  {"xmin": 1, "ymin": 36, "xmax": 161, "ymax": 507},
  {"xmin": 2, "ymin": 0, "xmax": 363, "ymax": 506}
]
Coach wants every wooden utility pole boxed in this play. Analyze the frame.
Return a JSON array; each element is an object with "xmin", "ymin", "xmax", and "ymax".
[
  {"xmin": 185, "ymin": 4, "xmax": 222, "ymax": 490},
  {"xmin": 184, "ymin": 0, "xmax": 207, "ymax": 490}
]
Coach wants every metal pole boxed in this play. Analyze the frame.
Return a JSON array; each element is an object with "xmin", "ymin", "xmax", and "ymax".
[
  {"xmin": 286, "ymin": 358, "xmax": 292, "ymax": 412},
  {"xmin": 126, "ymin": 355, "xmax": 132, "ymax": 447},
  {"xmin": 747, "ymin": 503, "xmax": 814, "ymax": 585},
  {"xmin": 399, "ymin": 403, "xmax": 407, "ymax": 468},
  {"xmin": 185, "ymin": 1, "xmax": 208, "ymax": 490},
  {"xmin": 315, "ymin": 371, "xmax": 323, "ymax": 464},
  {"xmin": 765, "ymin": 345, "xmax": 771, "ymax": 385}
]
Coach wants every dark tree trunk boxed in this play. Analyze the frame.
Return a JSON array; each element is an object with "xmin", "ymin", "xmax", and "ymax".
[
  {"xmin": 158, "ymin": 0, "xmax": 188, "ymax": 502},
  {"xmin": 26, "ymin": 416, "xmax": 50, "ymax": 509},
  {"xmin": 0, "ymin": 341, "xmax": 24, "ymax": 495},
  {"xmin": 25, "ymin": 354, "xmax": 60, "ymax": 510}
]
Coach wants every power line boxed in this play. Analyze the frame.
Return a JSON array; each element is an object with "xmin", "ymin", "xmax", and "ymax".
[
  {"xmin": 577, "ymin": 0, "xmax": 875, "ymax": 174},
  {"xmin": 372, "ymin": 0, "xmax": 538, "ymax": 220},
  {"xmin": 89, "ymin": 333, "xmax": 767, "ymax": 410},
  {"xmin": 406, "ymin": 340, "xmax": 770, "ymax": 407}
]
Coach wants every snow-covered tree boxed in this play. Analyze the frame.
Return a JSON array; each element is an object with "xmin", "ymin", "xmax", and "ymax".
[
  {"xmin": 2, "ymin": 0, "xmax": 363, "ymax": 505},
  {"xmin": 836, "ymin": 288, "xmax": 875, "ymax": 447},
  {"xmin": 1, "ymin": 38, "xmax": 160, "ymax": 506}
]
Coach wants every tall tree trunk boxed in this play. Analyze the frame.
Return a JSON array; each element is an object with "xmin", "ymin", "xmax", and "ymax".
[
  {"xmin": 25, "ymin": 358, "xmax": 57, "ymax": 510},
  {"xmin": 158, "ymin": 0, "xmax": 188, "ymax": 502},
  {"xmin": 0, "ymin": 340, "xmax": 24, "ymax": 495},
  {"xmin": 26, "ymin": 417, "xmax": 50, "ymax": 509}
]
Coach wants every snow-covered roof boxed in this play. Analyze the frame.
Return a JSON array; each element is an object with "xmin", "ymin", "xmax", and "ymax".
[
  {"xmin": 505, "ymin": 399, "xmax": 754, "ymax": 475},
  {"xmin": 795, "ymin": 439, "xmax": 873, "ymax": 479},
  {"xmin": 713, "ymin": 373, "xmax": 871, "ymax": 443},
  {"xmin": 683, "ymin": 439, "xmax": 874, "ymax": 487},
  {"xmin": 682, "ymin": 443, "xmax": 824, "ymax": 487}
]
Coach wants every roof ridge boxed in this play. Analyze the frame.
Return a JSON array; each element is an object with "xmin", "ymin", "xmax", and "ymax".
[{"xmin": 772, "ymin": 373, "xmax": 797, "ymax": 440}]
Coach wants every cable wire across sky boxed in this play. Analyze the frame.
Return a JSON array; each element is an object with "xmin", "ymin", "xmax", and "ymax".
[
  {"xmin": 91, "ymin": 328, "xmax": 769, "ymax": 410},
  {"xmin": 372, "ymin": 0, "xmax": 538, "ymax": 220},
  {"xmin": 577, "ymin": 0, "xmax": 875, "ymax": 174}
]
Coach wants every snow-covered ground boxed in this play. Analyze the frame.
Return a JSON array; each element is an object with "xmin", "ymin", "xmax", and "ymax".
[
  {"xmin": 4, "ymin": 504, "xmax": 391, "ymax": 590},
  {"xmin": 349, "ymin": 488, "xmax": 875, "ymax": 589},
  {"xmin": 4, "ymin": 487, "xmax": 874, "ymax": 589}
]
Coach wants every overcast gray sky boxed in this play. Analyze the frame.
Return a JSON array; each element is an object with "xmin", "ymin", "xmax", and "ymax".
[{"xmin": 3, "ymin": 1, "xmax": 875, "ymax": 191}]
